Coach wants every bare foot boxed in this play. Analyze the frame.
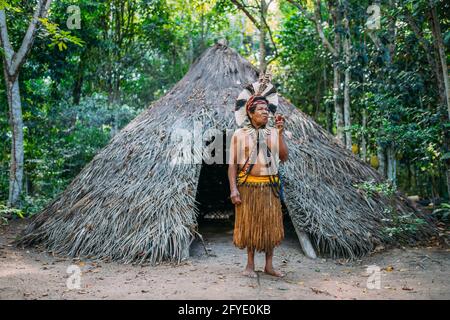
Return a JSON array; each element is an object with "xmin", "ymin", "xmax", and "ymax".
[
  {"xmin": 242, "ymin": 267, "xmax": 258, "ymax": 278},
  {"xmin": 264, "ymin": 267, "xmax": 285, "ymax": 278}
]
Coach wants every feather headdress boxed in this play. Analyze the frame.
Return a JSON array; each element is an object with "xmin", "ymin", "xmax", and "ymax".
[{"xmin": 234, "ymin": 71, "xmax": 279, "ymax": 126}]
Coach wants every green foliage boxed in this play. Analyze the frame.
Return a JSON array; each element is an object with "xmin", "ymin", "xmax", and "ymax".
[
  {"xmin": 20, "ymin": 195, "xmax": 52, "ymax": 216},
  {"xmin": 355, "ymin": 179, "xmax": 426, "ymax": 240},
  {"xmin": 38, "ymin": 18, "xmax": 84, "ymax": 51},
  {"xmin": 22, "ymin": 94, "xmax": 134, "ymax": 199},
  {"xmin": 0, "ymin": 0, "xmax": 21, "ymax": 12},
  {"xmin": 354, "ymin": 179, "xmax": 396, "ymax": 197},
  {"xmin": 1, "ymin": 0, "xmax": 234, "ymax": 213},
  {"xmin": 382, "ymin": 211, "xmax": 427, "ymax": 238},
  {"xmin": 279, "ymin": 0, "xmax": 449, "ymax": 200},
  {"xmin": 0, "ymin": 203, "xmax": 24, "ymax": 226},
  {"xmin": 277, "ymin": 5, "xmax": 330, "ymax": 127},
  {"xmin": 432, "ymin": 203, "xmax": 450, "ymax": 223}
]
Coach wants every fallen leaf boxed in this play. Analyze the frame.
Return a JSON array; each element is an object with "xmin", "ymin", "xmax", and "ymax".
[
  {"xmin": 342, "ymin": 269, "xmax": 352, "ymax": 274},
  {"xmin": 402, "ymin": 286, "xmax": 414, "ymax": 291},
  {"xmin": 310, "ymin": 287, "xmax": 331, "ymax": 296}
]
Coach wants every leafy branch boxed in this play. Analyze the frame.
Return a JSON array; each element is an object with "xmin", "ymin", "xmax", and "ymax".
[{"xmin": 39, "ymin": 18, "xmax": 84, "ymax": 51}]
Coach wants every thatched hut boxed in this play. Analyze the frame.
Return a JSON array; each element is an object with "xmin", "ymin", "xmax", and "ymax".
[{"xmin": 16, "ymin": 43, "xmax": 434, "ymax": 264}]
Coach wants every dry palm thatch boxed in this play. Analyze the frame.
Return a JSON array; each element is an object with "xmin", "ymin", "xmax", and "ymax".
[{"xmin": 16, "ymin": 43, "xmax": 435, "ymax": 263}]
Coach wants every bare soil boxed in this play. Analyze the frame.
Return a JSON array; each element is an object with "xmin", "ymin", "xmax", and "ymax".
[{"xmin": 0, "ymin": 219, "xmax": 449, "ymax": 300}]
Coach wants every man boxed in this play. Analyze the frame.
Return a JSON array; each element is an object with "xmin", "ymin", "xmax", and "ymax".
[{"xmin": 228, "ymin": 77, "xmax": 289, "ymax": 278}]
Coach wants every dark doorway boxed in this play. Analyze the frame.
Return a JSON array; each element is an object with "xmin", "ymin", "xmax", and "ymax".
[
  {"xmin": 195, "ymin": 130, "xmax": 234, "ymax": 236},
  {"xmin": 195, "ymin": 161, "xmax": 234, "ymax": 220}
]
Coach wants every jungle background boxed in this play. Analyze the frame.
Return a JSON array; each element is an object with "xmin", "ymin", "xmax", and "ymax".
[{"xmin": 0, "ymin": 0, "xmax": 449, "ymax": 231}]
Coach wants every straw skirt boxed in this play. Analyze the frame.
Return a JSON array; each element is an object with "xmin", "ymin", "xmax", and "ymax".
[{"xmin": 233, "ymin": 183, "xmax": 284, "ymax": 252}]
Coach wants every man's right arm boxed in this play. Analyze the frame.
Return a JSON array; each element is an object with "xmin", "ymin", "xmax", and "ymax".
[{"xmin": 228, "ymin": 132, "xmax": 241, "ymax": 205}]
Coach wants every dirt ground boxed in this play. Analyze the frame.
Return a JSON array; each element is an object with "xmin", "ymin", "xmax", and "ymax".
[{"xmin": 0, "ymin": 219, "xmax": 449, "ymax": 300}]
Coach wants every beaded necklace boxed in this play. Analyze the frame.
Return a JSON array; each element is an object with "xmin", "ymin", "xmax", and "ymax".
[{"xmin": 238, "ymin": 121, "xmax": 281, "ymax": 198}]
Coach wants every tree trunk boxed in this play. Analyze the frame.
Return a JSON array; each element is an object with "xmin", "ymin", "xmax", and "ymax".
[
  {"xmin": 343, "ymin": 5, "xmax": 352, "ymax": 150},
  {"xmin": 367, "ymin": 1, "xmax": 395, "ymax": 182},
  {"xmin": 188, "ymin": 36, "xmax": 194, "ymax": 64},
  {"xmin": 434, "ymin": 53, "xmax": 447, "ymax": 107},
  {"xmin": 72, "ymin": 50, "xmax": 86, "ymax": 105},
  {"xmin": 0, "ymin": 0, "xmax": 52, "ymax": 207},
  {"xmin": 326, "ymin": 102, "xmax": 333, "ymax": 133},
  {"xmin": 72, "ymin": 67, "xmax": 84, "ymax": 105},
  {"xmin": 333, "ymin": 62, "xmax": 344, "ymax": 144},
  {"xmin": 6, "ymin": 75, "xmax": 24, "ymax": 207},
  {"xmin": 446, "ymin": 163, "xmax": 450, "ymax": 201},
  {"xmin": 343, "ymin": 42, "xmax": 351, "ymax": 150},
  {"xmin": 259, "ymin": 0, "xmax": 267, "ymax": 73},
  {"xmin": 386, "ymin": 144, "xmax": 397, "ymax": 187},
  {"xmin": 405, "ymin": 12, "xmax": 446, "ymax": 107},
  {"xmin": 409, "ymin": 163, "xmax": 416, "ymax": 194},
  {"xmin": 111, "ymin": 110, "xmax": 119, "ymax": 137},
  {"xmin": 361, "ymin": 108, "xmax": 367, "ymax": 162},
  {"xmin": 323, "ymin": 61, "xmax": 333, "ymax": 133},
  {"xmin": 314, "ymin": 77, "xmax": 321, "ymax": 119},
  {"xmin": 330, "ymin": 3, "xmax": 344, "ymax": 145},
  {"xmin": 377, "ymin": 143, "xmax": 386, "ymax": 178}
]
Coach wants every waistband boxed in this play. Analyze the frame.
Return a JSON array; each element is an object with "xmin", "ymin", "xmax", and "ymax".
[{"xmin": 237, "ymin": 172, "xmax": 279, "ymax": 184}]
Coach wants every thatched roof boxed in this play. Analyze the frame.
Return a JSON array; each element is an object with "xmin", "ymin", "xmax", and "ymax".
[{"xmin": 16, "ymin": 43, "xmax": 434, "ymax": 264}]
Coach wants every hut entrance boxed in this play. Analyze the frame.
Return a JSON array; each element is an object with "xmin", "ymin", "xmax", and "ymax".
[
  {"xmin": 195, "ymin": 131, "xmax": 234, "ymax": 233},
  {"xmin": 195, "ymin": 162, "xmax": 234, "ymax": 224}
]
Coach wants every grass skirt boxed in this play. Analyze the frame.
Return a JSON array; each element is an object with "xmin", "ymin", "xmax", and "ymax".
[{"xmin": 233, "ymin": 180, "xmax": 284, "ymax": 252}]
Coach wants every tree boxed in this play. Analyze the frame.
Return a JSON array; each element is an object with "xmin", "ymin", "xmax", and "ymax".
[
  {"xmin": 400, "ymin": 0, "xmax": 450, "ymax": 198},
  {"xmin": 230, "ymin": 0, "xmax": 278, "ymax": 72},
  {"xmin": 341, "ymin": 0, "xmax": 353, "ymax": 150},
  {"xmin": 365, "ymin": 0, "xmax": 398, "ymax": 181},
  {"xmin": 286, "ymin": 0, "xmax": 347, "ymax": 146},
  {"xmin": 0, "ymin": 0, "xmax": 52, "ymax": 207},
  {"xmin": 428, "ymin": 0, "xmax": 450, "ymax": 200}
]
